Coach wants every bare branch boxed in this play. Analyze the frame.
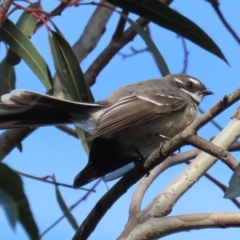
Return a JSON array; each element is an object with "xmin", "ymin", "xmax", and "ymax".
[
  {"xmin": 56, "ymin": 125, "xmax": 78, "ymax": 139},
  {"xmin": 187, "ymin": 135, "xmax": 238, "ymax": 171},
  {"xmin": 0, "ymin": 0, "xmax": 13, "ymax": 27},
  {"xmin": 207, "ymin": 0, "xmax": 240, "ymax": 45},
  {"xmin": 0, "ymin": 128, "xmax": 35, "ymax": 161},
  {"xmin": 40, "ymin": 179, "xmax": 101, "ymax": 238},
  {"xmin": 123, "ymin": 212, "xmax": 240, "ymax": 240},
  {"xmin": 73, "ymin": 86, "xmax": 240, "ymax": 239},
  {"xmin": 84, "ymin": 17, "xmax": 149, "ymax": 86}
]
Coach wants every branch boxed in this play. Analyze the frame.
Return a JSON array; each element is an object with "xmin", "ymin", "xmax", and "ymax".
[
  {"xmin": 123, "ymin": 212, "xmax": 240, "ymax": 240},
  {"xmin": 54, "ymin": 0, "xmax": 115, "ymax": 95},
  {"xmin": 0, "ymin": 0, "xmax": 13, "ymax": 28},
  {"xmin": 72, "ymin": 86, "xmax": 240, "ymax": 239},
  {"xmin": 0, "ymin": 128, "xmax": 35, "ymax": 161},
  {"xmin": 116, "ymin": 106, "xmax": 240, "ymax": 238},
  {"xmin": 84, "ymin": 17, "xmax": 149, "ymax": 86},
  {"xmin": 207, "ymin": 0, "xmax": 240, "ymax": 45}
]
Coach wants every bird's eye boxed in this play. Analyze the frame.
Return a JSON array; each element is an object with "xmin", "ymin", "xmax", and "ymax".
[{"xmin": 187, "ymin": 81, "xmax": 195, "ymax": 89}]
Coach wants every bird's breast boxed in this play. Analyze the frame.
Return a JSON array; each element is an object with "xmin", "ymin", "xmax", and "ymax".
[{"xmin": 104, "ymin": 103, "xmax": 198, "ymax": 157}]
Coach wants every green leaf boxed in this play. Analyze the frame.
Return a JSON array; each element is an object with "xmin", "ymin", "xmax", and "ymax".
[
  {"xmin": 0, "ymin": 19, "xmax": 52, "ymax": 90},
  {"xmin": 48, "ymin": 31, "xmax": 94, "ymax": 153},
  {"xmin": 49, "ymin": 30, "xmax": 93, "ymax": 102},
  {"xmin": 0, "ymin": 58, "xmax": 16, "ymax": 96},
  {"xmin": 224, "ymin": 163, "xmax": 240, "ymax": 199},
  {"xmin": 0, "ymin": 189, "xmax": 18, "ymax": 229},
  {"xmin": 16, "ymin": 2, "xmax": 40, "ymax": 37},
  {"xmin": 0, "ymin": 163, "xmax": 39, "ymax": 239},
  {"xmin": 54, "ymin": 178, "xmax": 78, "ymax": 231},
  {"xmin": 106, "ymin": 0, "xmax": 227, "ymax": 63},
  {"xmin": 118, "ymin": 11, "xmax": 170, "ymax": 76}
]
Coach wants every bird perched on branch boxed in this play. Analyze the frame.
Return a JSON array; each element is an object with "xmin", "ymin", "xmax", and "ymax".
[{"xmin": 0, "ymin": 74, "xmax": 213, "ymax": 187}]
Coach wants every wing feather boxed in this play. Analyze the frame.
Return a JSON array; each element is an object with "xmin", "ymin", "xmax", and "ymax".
[{"xmin": 88, "ymin": 94, "xmax": 187, "ymax": 140}]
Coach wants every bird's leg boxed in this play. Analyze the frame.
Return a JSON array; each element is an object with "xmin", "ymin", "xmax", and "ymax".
[
  {"xmin": 134, "ymin": 148, "xmax": 145, "ymax": 162},
  {"xmin": 134, "ymin": 148, "xmax": 151, "ymax": 177}
]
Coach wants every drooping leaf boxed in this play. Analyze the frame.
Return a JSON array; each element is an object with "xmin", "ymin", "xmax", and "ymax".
[
  {"xmin": 0, "ymin": 163, "xmax": 39, "ymax": 239},
  {"xmin": 16, "ymin": 2, "xmax": 40, "ymax": 37},
  {"xmin": 48, "ymin": 31, "xmax": 93, "ymax": 153},
  {"xmin": 0, "ymin": 58, "xmax": 16, "ymax": 96},
  {"xmin": 118, "ymin": 11, "xmax": 170, "ymax": 76},
  {"xmin": 54, "ymin": 177, "xmax": 78, "ymax": 230},
  {"xmin": 0, "ymin": 19, "xmax": 52, "ymax": 90},
  {"xmin": 49, "ymin": 30, "xmax": 93, "ymax": 102},
  {"xmin": 106, "ymin": 0, "xmax": 227, "ymax": 63},
  {"xmin": 0, "ymin": 3, "xmax": 39, "ymax": 95},
  {"xmin": 224, "ymin": 163, "xmax": 240, "ymax": 199},
  {"xmin": 0, "ymin": 189, "xmax": 18, "ymax": 229}
]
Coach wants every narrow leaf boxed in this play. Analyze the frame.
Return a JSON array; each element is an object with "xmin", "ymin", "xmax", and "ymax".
[
  {"xmin": 54, "ymin": 178, "xmax": 78, "ymax": 230},
  {"xmin": 0, "ymin": 19, "xmax": 52, "ymax": 90},
  {"xmin": 0, "ymin": 58, "xmax": 16, "ymax": 96},
  {"xmin": 0, "ymin": 163, "xmax": 39, "ymax": 239},
  {"xmin": 49, "ymin": 30, "xmax": 93, "ymax": 102},
  {"xmin": 49, "ymin": 31, "xmax": 93, "ymax": 153},
  {"xmin": 224, "ymin": 163, "xmax": 240, "ymax": 198},
  {"xmin": 119, "ymin": 11, "xmax": 170, "ymax": 76},
  {"xmin": 107, "ymin": 0, "xmax": 227, "ymax": 63},
  {"xmin": 0, "ymin": 189, "xmax": 18, "ymax": 229},
  {"xmin": 16, "ymin": 2, "xmax": 40, "ymax": 37}
]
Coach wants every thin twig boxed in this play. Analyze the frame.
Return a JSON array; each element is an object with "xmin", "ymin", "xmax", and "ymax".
[
  {"xmin": 56, "ymin": 125, "xmax": 78, "ymax": 139},
  {"xmin": 0, "ymin": 0, "xmax": 13, "ymax": 28},
  {"xmin": 40, "ymin": 179, "xmax": 101, "ymax": 238},
  {"xmin": 16, "ymin": 170, "xmax": 94, "ymax": 191},
  {"xmin": 207, "ymin": 0, "xmax": 240, "ymax": 45}
]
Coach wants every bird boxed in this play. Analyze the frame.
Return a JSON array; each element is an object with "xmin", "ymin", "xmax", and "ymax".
[{"xmin": 0, "ymin": 74, "xmax": 213, "ymax": 187}]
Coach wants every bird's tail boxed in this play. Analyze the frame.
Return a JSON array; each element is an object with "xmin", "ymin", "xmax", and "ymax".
[{"xmin": 0, "ymin": 90, "xmax": 101, "ymax": 129}]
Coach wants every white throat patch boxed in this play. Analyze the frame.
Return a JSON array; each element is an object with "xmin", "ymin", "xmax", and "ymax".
[{"xmin": 180, "ymin": 88, "xmax": 202, "ymax": 103}]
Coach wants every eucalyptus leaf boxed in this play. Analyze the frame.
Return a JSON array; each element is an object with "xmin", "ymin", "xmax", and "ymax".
[
  {"xmin": 107, "ymin": 0, "xmax": 227, "ymax": 63},
  {"xmin": 54, "ymin": 178, "xmax": 78, "ymax": 230},
  {"xmin": 118, "ymin": 11, "xmax": 170, "ymax": 76},
  {"xmin": 0, "ymin": 19, "xmax": 52, "ymax": 90},
  {"xmin": 0, "ymin": 163, "xmax": 39, "ymax": 240},
  {"xmin": 0, "ymin": 189, "xmax": 18, "ymax": 229},
  {"xmin": 224, "ymin": 163, "xmax": 240, "ymax": 199}
]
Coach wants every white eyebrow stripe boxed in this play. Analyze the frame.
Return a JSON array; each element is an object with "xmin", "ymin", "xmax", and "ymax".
[
  {"xmin": 188, "ymin": 77, "xmax": 200, "ymax": 85},
  {"xmin": 137, "ymin": 95, "xmax": 164, "ymax": 106},
  {"xmin": 174, "ymin": 78, "xmax": 183, "ymax": 84}
]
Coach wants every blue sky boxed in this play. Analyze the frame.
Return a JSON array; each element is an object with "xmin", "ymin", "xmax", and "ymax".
[{"xmin": 0, "ymin": 0, "xmax": 240, "ymax": 239}]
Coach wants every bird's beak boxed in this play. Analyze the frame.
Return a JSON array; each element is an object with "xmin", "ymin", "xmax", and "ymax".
[{"xmin": 203, "ymin": 90, "xmax": 213, "ymax": 96}]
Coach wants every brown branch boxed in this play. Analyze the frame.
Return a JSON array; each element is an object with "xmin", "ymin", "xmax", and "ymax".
[
  {"xmin": 0, "ymin": 128, "xmax": 35, "ymax": 161},
  {"xmin": 0, "ymin": 0, "xmax": 13, "ymax": 28},
  {"xmin": 118, "ymin": 46, "xmax": 149, "ymax": 59},
  {"xmin": 56, "ymin": 125, "xmax": 78, "ymax": 139},
  {"xmin": 177, "ymin": 35, "xmax": 189, "ymax": 73},
  {"xmin": 207, "ymin": 0, "xmax": 240, "ymax": 45},
  {"xmin": 72, "ymin": 87, "xmax": 240, "ymax": 239},
  {"xmin": 203, "ymin": 171, "xmax": 240, "ymax": 209},
  {"xmin": 16, "ymin": 170, "xmax": 93, "ymax": 191},
  {"xmin": 122, "ymin": 212, "xmax": 240, "ymax": 239},
  {"xmin": 187, "ymin": 135, "xmax": 239, "ymax": 171},
  {"xmin": 112, "ymin": 9, "xmax": 128, "ymax": 39},
  {"xmin": 199, "ymin": 107, "xmax": 223, "ymax": 131},
  {"xmin": 84, "ymin": 17, "xmax": 149, "ymax": 86},
  {"xmin": 128, "ymin": 150, "xmax": 200, "ymax": 220}
]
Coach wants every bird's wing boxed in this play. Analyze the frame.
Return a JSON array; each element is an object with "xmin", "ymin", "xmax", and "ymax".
[{"xmin": 88, "ymin": 94, "xmax": 187, "ymax": 140}]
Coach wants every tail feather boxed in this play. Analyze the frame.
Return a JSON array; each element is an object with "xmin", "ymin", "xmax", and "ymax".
[
  {"xmin": 73, "ymin": 137, "xmax": 137, "ymax": 187},
  {"xmin": 0, "ymin": 90, "xmax": 101, "ymax": 128}
]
